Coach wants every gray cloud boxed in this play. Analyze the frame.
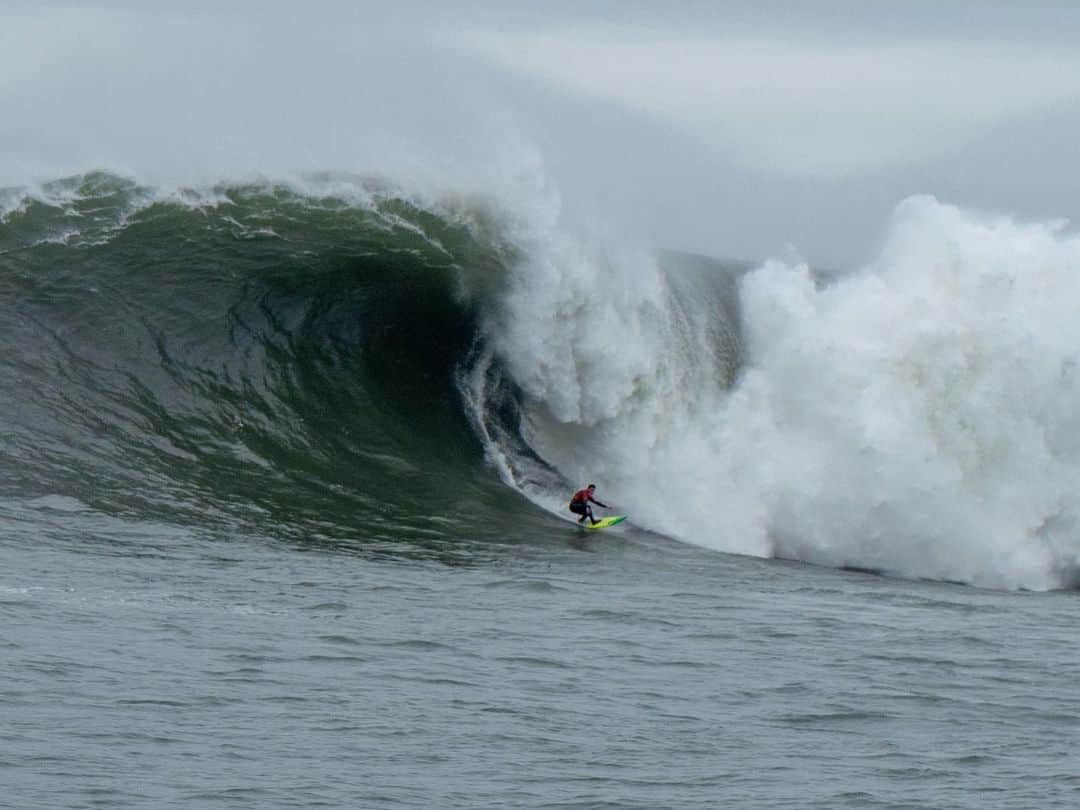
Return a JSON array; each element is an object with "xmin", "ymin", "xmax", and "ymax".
[{"xmin": 463, "ymin": 28, "xmax": 1080, "ymax": 178}]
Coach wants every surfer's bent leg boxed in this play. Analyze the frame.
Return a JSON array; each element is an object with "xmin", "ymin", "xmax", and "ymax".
[{"xmin": 570, "ymin": 502, "xmax": 587, "ymax": 523}]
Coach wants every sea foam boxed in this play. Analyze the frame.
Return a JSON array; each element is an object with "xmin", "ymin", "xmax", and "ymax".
[{"xmin": 487, "ymin": 194, "xmax": 1080, "ymax": 589}]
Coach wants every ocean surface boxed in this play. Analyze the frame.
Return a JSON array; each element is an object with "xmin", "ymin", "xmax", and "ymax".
[{"xmin": 4, "ymin": 173, "xmax": 1080, "ymax": 808}]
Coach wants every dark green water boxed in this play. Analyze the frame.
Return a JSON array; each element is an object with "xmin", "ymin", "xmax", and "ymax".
[{"xmin": 1, "ymin": 174, "xmax": 517, "ymax": 549}]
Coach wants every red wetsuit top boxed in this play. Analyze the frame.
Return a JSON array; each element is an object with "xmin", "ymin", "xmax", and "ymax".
[{"xmin": 571, "ymin": 488, "xmax": 596, "ymax": 505}]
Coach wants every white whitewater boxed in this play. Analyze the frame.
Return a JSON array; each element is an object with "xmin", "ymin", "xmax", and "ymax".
[{"xmin": 479, "ymin": 194, "xmax": 1080, "ymax": 590}]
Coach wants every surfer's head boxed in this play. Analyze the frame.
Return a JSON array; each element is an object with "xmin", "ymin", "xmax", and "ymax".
[{"xmin": 587, "ymin": 484, "xmax": 595, "ymax": 491}]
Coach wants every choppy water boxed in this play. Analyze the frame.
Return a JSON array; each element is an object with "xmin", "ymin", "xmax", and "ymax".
[{"xmin": 5, "ymin": 501, "xmax": 1080, "ymax": 809}]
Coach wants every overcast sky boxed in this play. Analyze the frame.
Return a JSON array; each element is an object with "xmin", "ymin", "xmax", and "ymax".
[{"xmin": 4, "ymin": 1, "xmax": 1080, "ymax": 266}]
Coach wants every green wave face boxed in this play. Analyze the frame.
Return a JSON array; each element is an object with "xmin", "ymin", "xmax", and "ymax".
[{"xmin": 0, "ymin": 173, "xmax": 539, "ymax": 555}]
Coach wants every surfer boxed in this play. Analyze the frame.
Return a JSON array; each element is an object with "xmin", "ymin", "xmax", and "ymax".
[{"xmin": 569, "ymin": 484, "xmax": 608, "ymax": 525}]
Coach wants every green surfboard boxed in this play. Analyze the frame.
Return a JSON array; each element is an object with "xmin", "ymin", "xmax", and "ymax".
[{"xmin": 584, "ymin": 515, "xmax": 627, "ymax": 531}]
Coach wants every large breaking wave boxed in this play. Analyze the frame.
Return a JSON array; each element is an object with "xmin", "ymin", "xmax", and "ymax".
[{"xmin": 3, "ymin": 172, "xmax": 1080, "ymax": 589}]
